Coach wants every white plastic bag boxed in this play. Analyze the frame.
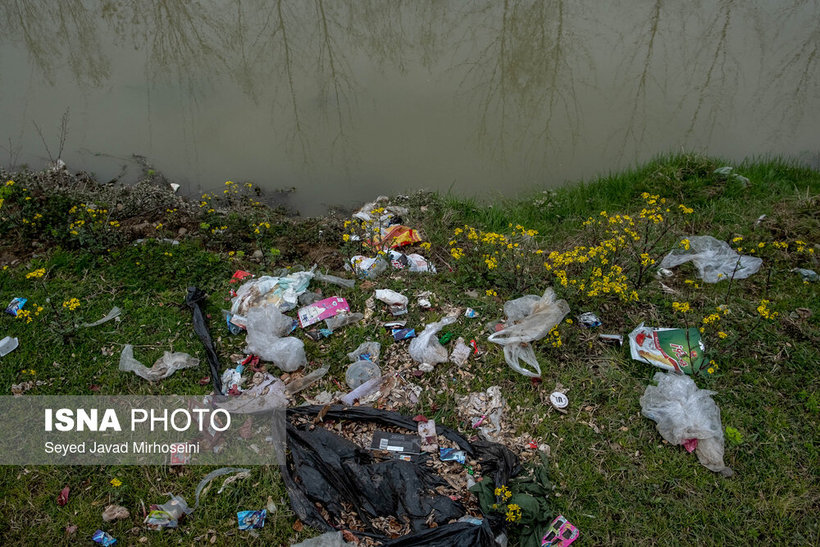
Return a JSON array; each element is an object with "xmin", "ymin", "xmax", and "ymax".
[
  {"xmin": 659, "ymin": 235, "xmax": 762, "ymax": 283},
  {"xmin": 245, "ymin": 303, "xmax": 293, "ymax": 340},
  {"xmin": 409, "ymin": 315, "xmax": 457, "ymax": 365},
  {"xmin": 487, "ymin": 288, "xmax": 570, "ymax": 377},
  {"xmin": 244, "ymin": 303, "xmax": 306, "ymax": 372},
  {"xmin": 249, "ymin": 336, "xmax": 306, "ymax": 372},
  {"xmin": 640, "ymin": 372, "xmax": 733, "ymax": 476}
]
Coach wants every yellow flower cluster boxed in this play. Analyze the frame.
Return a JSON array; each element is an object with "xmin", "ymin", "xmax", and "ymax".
[
  {"xmin": 756, "ymin": 299, "xmax": 778, "ymax": 320},
  {"xmin": 701, "ymin": 312, "xmax": 721, "ymax": 325},
  {"xmin": 450, "ymin": 247, "xmax": 465, "ymax": 260},
  {"xmin": 486, "ymin": 289, "xmax": 497, "ymax": 297},
  {"xmin": 26, "ymin": 268, "xmax": 46, "ymax": 279},
  {"xmin": 16, "ymin": 309, "xmax": 32, "ymax": 323},
  {"xmin": 62, "ymin": 298, "xmax": 81, "ymax": 311},
  {"xmin": 494, "ymin": 485, "xmax": 512, "ymax": 501},
  {"xmin": 679, "ymin": 238, "xmax": 691, "ymax": 250},
  {"xmin": 548, "ymin": 326, "xmax": 562, "ymax": 348},
  {"xmin": 253, "ymin": 221, "xmax": 271, "ymax": 235},
  {"xmin": 484, "ymin": 254, "xmax": 499, "ymax": 270},
  {"xmin": 672, "ymin": 301, "xmax": 691, "ymax": 313},
  {"xmin": 110, "ymin": 478, "xmax": 122, "ymax": 487},
  {"xmin": 505, "ymin": 503, "xmax": 522, "ymax": 523}
]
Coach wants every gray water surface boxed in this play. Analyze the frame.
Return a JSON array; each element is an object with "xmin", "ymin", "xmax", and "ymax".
[{"xmin": 1, "ymin": 1, "xmax": 818, "ymax": 215}]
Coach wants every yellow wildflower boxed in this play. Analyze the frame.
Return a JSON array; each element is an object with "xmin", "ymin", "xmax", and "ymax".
[{"xmin": 26, "ymin": 268, "xmax": 46, "ymax": 279}]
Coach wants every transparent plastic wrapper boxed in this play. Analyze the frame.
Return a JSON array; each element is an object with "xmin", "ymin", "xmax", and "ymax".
[
  {"xmin": 375, "ymin": 289, "xmax": 409, "ymax": 315},
  {"xmin": 659, "ymin": 235, "xmax": 762, "ymax": 283},
  {"xmin": 349, "ymin": 255, "xmax": 388, "ymax": 279},
  {"xmin": 457, "ymin": 386, "xmax": 505, "ymax": 442},
  {"xmin": 215, "ymin": 374, "xmax": 288, "ymax": 414},
  {"xmin": 450, "ymin": 337, "xmax": 471, "ymax": 366},
  {"xmin": 0, "ymin": 336, "xmax": 19, "ymax": 357},
  {"xmin": 347, "ymin": 341, "xmax": 381, "ymax": 363},
  {"xmin": 230, "ymin": 271, "xmax": 314, "ymax": 315},
  {"xmin": 325, "ymin": 312, "xmax": 364, "ymax": 331},
  {"xmin": 640, "ymin": 372, "xmax": 733, "ymax": 476},
  {"xmin": 313, "ymin": 271, "xmax": 356, "ymax": 289},
  {"xmin": 81, "ymin": 306, "xmax": 122, "ymax": 328},
  {"xmin": 194, "ymin": 467, "xmax": 251, "ymax": 509},
  {"xmin": 286, "ymin": 366, "xmax": 330, "ymax": 396},
  {"xmin": 119, "ymin": 345, "xmax": 199, "ymax": 381},
  {"xmin": 487, "ymin": 288, "xmax": 570, "ymax": 377},
  {"xmin": 145, "ymin": 494, "xmax": 193, "ymax": 530},
  {"xmin": 409, "ymin": 315, "xmax": 457, "ymax": 365},
  {"xmin": 292, "ymin": 531, "xmax": 355, "ymax": 547}
]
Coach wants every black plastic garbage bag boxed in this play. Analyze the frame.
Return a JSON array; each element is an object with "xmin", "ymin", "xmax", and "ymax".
[
  {"xmin": 282, "ymin": 405, "xmax": 520, "ymax": 546},
  {"xmin": 185, "ymin": 287, "xmax": 223, "ymax": 395}
]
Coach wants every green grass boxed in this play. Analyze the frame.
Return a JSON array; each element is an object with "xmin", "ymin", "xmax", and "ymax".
[{"xmin": 0, "ymin": 153, "xmax": 818, "ymax": 545}]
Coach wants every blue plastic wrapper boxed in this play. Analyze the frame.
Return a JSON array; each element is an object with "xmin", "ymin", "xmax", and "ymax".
[
  {"xmin": 92, "ymin": 530, "xmax": 117, "ymax": 546},
  {"xmin": 226, "ymin": 314, "xmax": 243, "ymax": 335},
  {"xmin": 237, "ymin": 509, "xmax": 266, "ymax": 530},
  {"xmin": 439, "ymin": 447, "xmax": 466, "ymax": 464},
  {"xmin": 5, "ymin": 297, "xmax": 26, "ymax": 316},
  {"xmin": 392, "ymin": 328, "xmax": 416, "ymax": 341}
]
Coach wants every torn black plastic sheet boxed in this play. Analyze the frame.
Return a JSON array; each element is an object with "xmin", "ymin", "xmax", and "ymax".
[
  {"xmin": 185, "ymin": 287, "xmax": 223, "ymax": 395},
  {"xmin": 282, "ymin": 405, "xmax": 520, "ymax": 546}
]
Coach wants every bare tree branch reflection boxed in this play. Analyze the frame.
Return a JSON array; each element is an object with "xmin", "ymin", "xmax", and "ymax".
[
  {"xmin": 459, "ymin": 0, "xmax": 586, "ymax": 170},
  {"xmin": 0, "ymin": 0, "xmax": 109, "ymax": 86}
]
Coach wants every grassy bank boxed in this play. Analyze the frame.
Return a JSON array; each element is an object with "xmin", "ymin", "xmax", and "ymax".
[{"xmin": 0, "ymin": 154, "xmax": 818, "ymax": 545}]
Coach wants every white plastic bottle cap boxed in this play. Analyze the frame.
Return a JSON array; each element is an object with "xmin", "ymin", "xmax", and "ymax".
[{"xmin": 549, "ymin": 392, "xmax": 569, "ymax": 409}]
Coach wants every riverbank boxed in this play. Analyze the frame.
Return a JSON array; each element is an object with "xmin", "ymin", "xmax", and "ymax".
[{"xmin": 1, "ymin": 154, "xmax": 818, "ymax": 544}]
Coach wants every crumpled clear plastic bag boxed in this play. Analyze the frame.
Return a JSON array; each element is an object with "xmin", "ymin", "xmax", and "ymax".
[
  {"xmin": 487, "ymin": 288, "xmax": 570, "ymax": 377},
  {"xmin": 659, "ymin": 235, "xmax": 762, "ymax": 283},
  {"xmin": 640, "ymin": 372, "xmax": 733, "ymax": 476},
  {"xmin": 409, "ymin": 315, "xmax": 457, "ymax": 365},
  {"xmin": 244, "ymin": 303, "xmax": 306, "ymax": 372},
  {"xmin": 119, "ymin": 345, "xmax": 199, "ymax": 381}
]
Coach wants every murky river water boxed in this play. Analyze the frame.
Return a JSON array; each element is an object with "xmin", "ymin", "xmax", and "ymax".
[{"xmin": 1, "ymin": 1, "xmax": 818, "ymax": 215}]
